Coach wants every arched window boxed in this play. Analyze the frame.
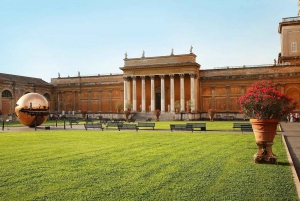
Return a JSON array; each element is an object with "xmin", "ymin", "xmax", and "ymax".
[
  {"xmin": 44, "ymin": 93, "xmax": 51, "ymax": 101},
  {"xmin": 2, "ymin": 90, "xmax": 12, "ymax": 98}
]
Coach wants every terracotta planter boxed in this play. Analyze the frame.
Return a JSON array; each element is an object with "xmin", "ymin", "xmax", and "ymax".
[
  {"xmin": 208, "ymin": 114, "xmax": 214, "ymax": 121},
  {"xmin": 250, "ymin": 119, "xmax": 279, "ymax": 164},
  {"xmin": 156, "ymin": 115, "xmax": 159, "ymax": 121}
]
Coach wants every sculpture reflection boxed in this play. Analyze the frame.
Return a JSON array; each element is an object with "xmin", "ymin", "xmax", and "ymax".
[{"xmin": 15, "ymin": 93, "xmax": 49, "ymax": 127}]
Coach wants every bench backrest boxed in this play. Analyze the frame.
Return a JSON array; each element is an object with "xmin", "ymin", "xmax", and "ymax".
[
  {"xmin": 107, "ymin": 122, "xmax": 123, "ymax": 126},
  {"xmin": 186, "ymin": 123, "xmax": 206, "ymax": 127},
  {"xmin": 138, "ymin": 123, "xmax": 155, "ymax": 126}
]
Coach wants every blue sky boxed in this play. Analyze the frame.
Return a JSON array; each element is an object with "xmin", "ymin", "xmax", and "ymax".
[{"xmin": 0, "ymin": 0, "xmax": 297, "ymax": 82}]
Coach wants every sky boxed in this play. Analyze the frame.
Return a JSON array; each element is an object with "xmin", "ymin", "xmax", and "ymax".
[{"xmin": 0, "ymin": 0, "xmax": 298, "ymax": 83}]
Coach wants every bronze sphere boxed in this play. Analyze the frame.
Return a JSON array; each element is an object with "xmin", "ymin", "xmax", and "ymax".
[{"xmin": 15, "ymin": 93, "xmax": 49, "ymax": 127}]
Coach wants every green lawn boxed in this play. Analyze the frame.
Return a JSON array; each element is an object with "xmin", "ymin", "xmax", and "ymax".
[{"xmin": 0, "ymin": 130, "xmax": 298, "ymax": 200}]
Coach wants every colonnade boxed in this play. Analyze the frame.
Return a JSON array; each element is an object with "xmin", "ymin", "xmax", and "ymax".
[{"xmin": 123, "ymin": 73, "xmax": 198, "ymax": 113}]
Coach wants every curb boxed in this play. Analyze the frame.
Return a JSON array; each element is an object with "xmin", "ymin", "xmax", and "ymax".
[{"xmin": 282, "ymin": 134, "xmax": 300, "ymax": 200}]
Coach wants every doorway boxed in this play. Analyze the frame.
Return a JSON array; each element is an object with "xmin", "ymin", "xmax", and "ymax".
[{"xmin": 155, "ymin": 93, "xmax": 161, "ymax": 110}]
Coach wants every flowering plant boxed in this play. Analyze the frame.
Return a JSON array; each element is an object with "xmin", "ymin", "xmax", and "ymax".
[
  {"xmin": 154, "ymin": 109, "xmax": 160, "ymax": 116},
  {"xmin": 207, "ymin": 108, "xmax": 216, "ymax": 116},
  {"xmin": 236, "ymin": 80, "xmax": 297, "ymax": 119}
]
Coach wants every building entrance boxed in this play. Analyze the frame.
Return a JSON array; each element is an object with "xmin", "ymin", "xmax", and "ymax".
[{"xmin": 155, "ymin": 93, "xmax": 161, "ymax": 110}]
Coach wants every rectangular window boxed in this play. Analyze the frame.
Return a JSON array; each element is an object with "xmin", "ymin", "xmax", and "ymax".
[{"xmin": 291, "ymin": 42, "xmax": 297, "ymax": 52}]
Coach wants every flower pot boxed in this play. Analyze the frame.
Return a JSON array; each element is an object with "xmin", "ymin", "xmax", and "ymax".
[
  {"xmin": 250, "ymin": 119, "xmax": 279, "ymax": 164},
  {"xmin": 208, "ymin": 114, "xmax": 214, "ymax": 121}
]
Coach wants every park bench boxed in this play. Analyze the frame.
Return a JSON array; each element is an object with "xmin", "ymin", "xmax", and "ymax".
[
  {"xmin": 69, "ymin": 118, "xmax": 79, "ymax": 128},
  {"xmin": 127, "ymin": 118, "xmax": 136, "ymax": 123},
  {"xmin": 113, "ymin": 118, "xmax": 126, "ymax": 122},
  {"xmin": 186, "ymin": 123, "xmax": 206, "ymax": 132},
  {"xmin": 85, "ymin": 119, "xmax": 94, "ymax": 124},
  {"xmin": 84, "ymin": 123, "xmax": 104, "ymax": 131},
  {"xmin": 106, "ymin": 122, "xmax": 123, "ymax": 129},
  {"xmin": 170, "ymin": 124, "xmax": 194, "ymax": 132},
  {"xmin": 138, "ymin": 122, "xmax": 155, "ymax": 130},
  {"xmin": 146, "ymin": 118, "xmax": 152, "ymax": 122},
  {"xmin": 241, "ymin": 124, "xmax": 253, "ymax": 133},
  {"xmin": 233, "ymin": 123, "xmax": 252, "ymax": 130},
  {"xmin": 69, "ymin": 118, "xmax": 79, "ymax": 125},
  {"xmin": 118, "ymin": 123, "xmax": 139, "ymax": 131}
]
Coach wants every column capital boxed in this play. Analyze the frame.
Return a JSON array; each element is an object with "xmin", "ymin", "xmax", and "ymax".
[
  {"xmin": 150, "ymin": 75, "xmax": 155, "ymax": 79},
  {"xmin": 169, "ymin": 74, "xmax": 174, "ymax": 78},
  {"xmin": 210, "ymin": 86, "xmax": 215, "ymax": 90},
  {"xmin": 159, "ymin": 74, "xmax": 165, "ymax": 78},
  {"xmin": 179, "ymin": 74, "xmax": 185, "ymax": 78},
  {"xmin": 189, "ymin": 73, "xmax": 197, "ymax": 78},
  {"xmin": 240, "ymin": 85, "xmax": 245, "ymax": 89},
  {"xmin": 225, "ymin": 85, "xmax": 230, "ymax": 89},
  {"xmin": 141, "ymin": 75, "xmax": 146, "ymax": 80},
  {"xmin": 131, "ymin": 76, "xmax": 136, "ymax": 80},
  {"xmin": 108, "ymin": 89, "xmax": 112, "ymax": 93},
  {"xmin": 123, "ymin": 76, "xmax": 131, "ymax": 81}
]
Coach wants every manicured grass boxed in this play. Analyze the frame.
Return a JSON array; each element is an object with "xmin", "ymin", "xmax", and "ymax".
[{"xmin": 0, "ymin": 130, "xmax": 298, "ymax": 200}]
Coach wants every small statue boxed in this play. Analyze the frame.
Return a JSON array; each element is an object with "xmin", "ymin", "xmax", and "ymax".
[
  {"xmin": 190, "ymin": 45, "xmax": 193, "ymax": 53},
  {"xmin": 298, "ymin": 0, "xmax": 300, "ymax": 16},
  {"xmin": 78, "ymin": 71, "xmax": 80, "ymax": 77},
  {"xmin": 274, "ymin": 59, "xmax": 277, "ymax": 65},
  {"xmin": 171, "ymin": 48, "xmax": 174, "ymax": 56},
  {"xmin": 58, "ymin": 72, "xmax": 60, "ymax": 78},
  {"xmin": 142, "ymin": 50, "xmax": 145, "ymax": 58},
  {"xmin": 125, "ymin": 52, "xmax": 128, "ymax": 59}
]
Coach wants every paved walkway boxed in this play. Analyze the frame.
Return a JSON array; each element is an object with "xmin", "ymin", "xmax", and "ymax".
[
  {"xmin": 280, "ymin": 122, "xmax": 300, "ymax": 198},
  {"xmin": 281, "ymin": 122, "xmax": 300, "ymax": 179}
]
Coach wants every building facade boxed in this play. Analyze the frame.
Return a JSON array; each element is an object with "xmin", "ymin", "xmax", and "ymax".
[{"xmin": 1, "ymin": 14, "xmax": 300, "ymax": 120}]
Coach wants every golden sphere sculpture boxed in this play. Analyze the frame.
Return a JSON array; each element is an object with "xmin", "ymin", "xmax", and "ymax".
[{"xmin": 15, "ymin": 93, "xmax": 49, "ymax": 127}]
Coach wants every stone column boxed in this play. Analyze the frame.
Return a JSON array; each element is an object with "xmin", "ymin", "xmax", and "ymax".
[
  {"xmin": 132, "ymin": 76, "xmax": 137, "ymax": 112},
  {"xmin": 78, "ymin": 92, "xmax": 81, "ymax": 112},
  {"xmin": 56, "ymin": 92, "xmax": 60, "ymax": 112},
  {"xmin": 98, "ymin": 90, "xmax": 102, "ymax": 112},
  {"xmin": 61, "ymin": 91, "xmax": 65, "ymax": 112},
  {"xmin": 141, "ymin": 76, "xmax": 146, "ymax": 112},
  {"xmin": 211, "ymin": 86, "xmax": 215, "ymax": 108},
  {"xmin": 170, "ymin": 74, "xmax": 175, "ymax": 112},
  {"xmin": 150, "ymin": 75, "xmax": 155, "ymax": 111},
  {"xmin": 225, "ymin": 85, "xmax": 230, "ymax": 111},
  {"xmin": 190, "ymin": 74, "xmax": 196, "ymax": 111},
  {"xmin": 72, "ymin": 91, "xmax": 76, "ymax": 112},
  {"xmin": 109, "ymin": 89, "xmax": 112, "ymax": 112},
  {"xmin": 280, "ymin": 83, "xmax": 285, "ymax": 94},
  {"xmin": 180, "ymin": 74, "xmax": 185, "ymax": 111},
  {"xmin": 0, "ymin": 87, "xmax": 3, "ymax": 110},
  {"xmin": 241, "ymin": 85, "xmax": 245, "ymax": 96},
  {"xmin": 160, "ymin": 75, "xmax": 165, "ymax": 112},
  {"xmin": 123, "ymin": 76, "xmax": 128, "ymax": 111},
  {"xmin": 88, "ymin": 90, "xmax": 91, "ymax": 112}
]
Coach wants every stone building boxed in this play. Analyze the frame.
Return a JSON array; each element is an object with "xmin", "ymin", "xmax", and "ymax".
[{"xmin": 1, "ymin": 11, "xmax": 300, "ymax": 120}]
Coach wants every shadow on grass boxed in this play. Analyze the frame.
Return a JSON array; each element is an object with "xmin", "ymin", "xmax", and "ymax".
[{"xmin": 277, "ymin": 162, "xmax": 291, "ymax": 166}]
